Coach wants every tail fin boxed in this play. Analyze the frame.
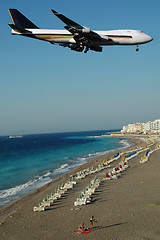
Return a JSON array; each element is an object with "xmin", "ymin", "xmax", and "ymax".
[{"xmin": 8, "ymin": 9, "xmax": 39, "ymax": 29}]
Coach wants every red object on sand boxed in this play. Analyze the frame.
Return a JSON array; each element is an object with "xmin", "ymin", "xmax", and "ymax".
[
  {"xmin": 76, "ymin": 229, "xmax": 92, "ymax": 234},
  {"xmin": 81, "ymin": 230, "xmax": 92, "ymax": 234},
  {"xmin": 105, "ymin": 173, "xmax": 109, "ymax": 178},
  {"xmin": 124, "ymin": 162, "xmax": 126, "ymax": 165},
  {"xmin": 120, "ymin": 165, "xmax": 122, "ymax": 168}
]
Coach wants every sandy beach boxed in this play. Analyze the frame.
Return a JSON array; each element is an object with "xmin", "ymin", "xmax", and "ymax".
[{"xmin": 0, "ymin": 136, "xmax": 160, "ymax": 240}]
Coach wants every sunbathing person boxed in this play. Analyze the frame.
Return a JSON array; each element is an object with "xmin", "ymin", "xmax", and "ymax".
[{"xmin": 78, "ymin": 223, "xmax": 84, "ymax": 231}]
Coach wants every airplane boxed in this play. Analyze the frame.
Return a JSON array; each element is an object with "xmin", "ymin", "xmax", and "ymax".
[{"xmin": 8, "ymin": 9, "xmax": 153, "ymax": 53}]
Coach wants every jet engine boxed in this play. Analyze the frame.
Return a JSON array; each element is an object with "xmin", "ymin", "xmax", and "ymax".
[
  {"xmin": 70, "ymin": 44, "xmax": 84, "ymax": 52},
  {"xmin": 81, "ymin": 27, "xmax": 91, "ymax": 33}
]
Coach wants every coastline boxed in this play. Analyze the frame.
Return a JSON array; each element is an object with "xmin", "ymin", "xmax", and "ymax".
[
  {"xmin": 0, "ymin": 137, "xmax": 137, "ymax": 212},
  {"xmin": 1, "ymin": 135, "xmax": 159, "ymax": 240},
  {"xmin": 0, "ymin": 135, "xmax": 130, "ymax": 209}
]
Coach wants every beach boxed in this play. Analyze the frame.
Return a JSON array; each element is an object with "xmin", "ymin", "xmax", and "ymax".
[{"xmin": 0, "ymin": 136, "xmax": 160, "ymax": 240}]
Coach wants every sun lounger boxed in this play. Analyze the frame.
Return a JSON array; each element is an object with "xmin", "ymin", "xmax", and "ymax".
[
  {"xmin": 41, "ymin": 201, "xmax": 51, "ymax": 207},
  {"xmin": 74, "ymin": 198, "xmax": 86, "ymax": 206},
  {"xmin": 33, "ymin": 206, "xmax": 45, "ymax": 212},
  {"xmin": 53, "ymin": 192, "xmax": 62, "ymax": 199},
  {"xmin": 74, "ymin": 177, "xmax": 100, "ymax": 206}
]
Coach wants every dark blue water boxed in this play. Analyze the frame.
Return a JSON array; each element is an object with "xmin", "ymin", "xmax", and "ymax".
[{"xmin": 0, "ymin": 130, "xmax": 129, "ymax": 208}]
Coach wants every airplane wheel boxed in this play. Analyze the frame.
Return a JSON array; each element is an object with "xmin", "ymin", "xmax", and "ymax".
[
  {"xmin": 136, "ymin": 48, "xmax": 139, "ymax": 52},
  {"xmin": 84, "ymin": 47, "xmax": 89, "ymax": 53}
]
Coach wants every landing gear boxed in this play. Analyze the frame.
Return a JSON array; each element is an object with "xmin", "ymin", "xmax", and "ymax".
[
  {"xmin": 84, "ymin": 46, "xmax": 89, "ymax": 54},
  {"xmin": 136, "ymin": 45, "xmax": 139, "ymax": 52}
]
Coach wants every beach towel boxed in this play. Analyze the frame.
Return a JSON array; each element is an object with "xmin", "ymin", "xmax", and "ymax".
[
  {"xmin": 76, "ymin": 229, "xmax": 92, "ymax": 234},
  {"xmin": 105, "ymin": 173, "xmax": 109, "ymax": 178}
]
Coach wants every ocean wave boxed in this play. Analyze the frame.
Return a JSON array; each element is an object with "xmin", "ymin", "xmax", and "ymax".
[
  {"xmin": 53, "ymin": 163, "xmax": 70, "ymax": 174},
  {"xmin": 52, "ymin": 156, "xmax": 89, "ymax": 176},
  {"xmin": 0, "ymin": 174, "xmax": 52, "ymax": 208},
  {"xmin": 118, "ymin": 140, "xmax": 131, "ymax": 149},
  {"xmin": 87, "ymin": 136, "xmax": 101, "ymax": 138}
]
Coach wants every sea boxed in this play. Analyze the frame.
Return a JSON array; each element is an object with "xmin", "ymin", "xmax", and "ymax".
[{"xmin": 0, "ymin": 130, "xmax": 130, "ymax": 208}]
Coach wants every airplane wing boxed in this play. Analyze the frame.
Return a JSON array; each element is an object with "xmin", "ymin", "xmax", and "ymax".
[
  {"xmin": 50, "ymin": 9, "xmax": 103, "ymax": 43},
  {"xmin": 51, "ymin": 9, "xmax": 84, "ymax": 33}
]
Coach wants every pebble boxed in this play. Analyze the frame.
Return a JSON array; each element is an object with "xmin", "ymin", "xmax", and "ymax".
[{"xmin": 71, "ymin": 208, "xmax": 80, "ymax": 211}]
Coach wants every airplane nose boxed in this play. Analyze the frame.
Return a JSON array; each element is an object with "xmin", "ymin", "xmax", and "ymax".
[{"xmin": 145, "ymin": 34, "xmax": 153, "ymax": 43}]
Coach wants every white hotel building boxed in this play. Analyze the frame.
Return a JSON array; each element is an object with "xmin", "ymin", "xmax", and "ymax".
[{"xmin": 121, "ymin": 119, "xmax": 160, "ymax": 134}]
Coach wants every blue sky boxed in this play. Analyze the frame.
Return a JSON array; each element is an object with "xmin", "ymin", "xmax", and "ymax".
[{"xmin": 0, "ymin": 0, "xmax": 159, "ymax": 135}]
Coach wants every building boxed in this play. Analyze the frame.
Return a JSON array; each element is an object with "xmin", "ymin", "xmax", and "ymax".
[
  {"xmin": 121, "ymin": 119, "xmax": 160, "ymax": 134},
  {"xmin": 121, "ymin": 122, "xmax": 144, "ymax": 134}
]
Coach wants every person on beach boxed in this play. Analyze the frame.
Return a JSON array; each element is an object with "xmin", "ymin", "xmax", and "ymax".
[
  {"xmin": 90, "ymin": 216, "xmax": 96, "ymax": 231},
  {"xmin": 88, "ymin": 196, "xmax": 93, "ymax": 202},
  {"xmin": 78, "ymin": 223, "xmax": 84, "ymax": 231}
]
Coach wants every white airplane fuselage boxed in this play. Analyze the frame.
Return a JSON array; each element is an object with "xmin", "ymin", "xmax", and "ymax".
[
  {"xmin": 9, "ymin": 9, "xmax": 153, "ymax": 53},
  {"xmin": 11, "ymin": 28, "xmax": 152, "ymax": 46}
]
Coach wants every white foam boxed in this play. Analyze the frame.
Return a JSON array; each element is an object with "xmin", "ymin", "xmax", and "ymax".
[
  {"xmin": 119, "ymin": 140, "xmax": 131, "ymax": 149},
  {"xmin": 77, "ymin": 157, "xmax": 87, "ymax": 161},
  {"xmin": 53, "ymin": 163, "xmax": 70, "ymax": 174},
  {"xmin": 87, "ymin": 135, "xmax": 101, "ymax": 138},
  {"xmin": 0, "ymin": 174, "xmax": 52, "ymax": 208}
]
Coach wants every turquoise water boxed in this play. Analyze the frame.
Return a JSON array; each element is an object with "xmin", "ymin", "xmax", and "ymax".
[{"xmin": 0, "ymin": 130, "xmax": 129, "ymax": 208}]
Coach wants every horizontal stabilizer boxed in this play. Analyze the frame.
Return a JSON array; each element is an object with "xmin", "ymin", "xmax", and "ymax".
[
  {"xmin": 8, "ymin": 24, "xmax": 31, "ymax": 33},
  {"xmin": 8, "ymin": 9, "xmax": 39, "ymax": 29}
]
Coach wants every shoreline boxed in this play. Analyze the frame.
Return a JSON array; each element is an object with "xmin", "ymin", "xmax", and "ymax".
[
  {"xmin": 0, "ymin": 136, "xmax": 130, "ymax": 209},
  {"xmin": 0, "ymin": 136, "xmax": 143, "ymax": 218}
]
